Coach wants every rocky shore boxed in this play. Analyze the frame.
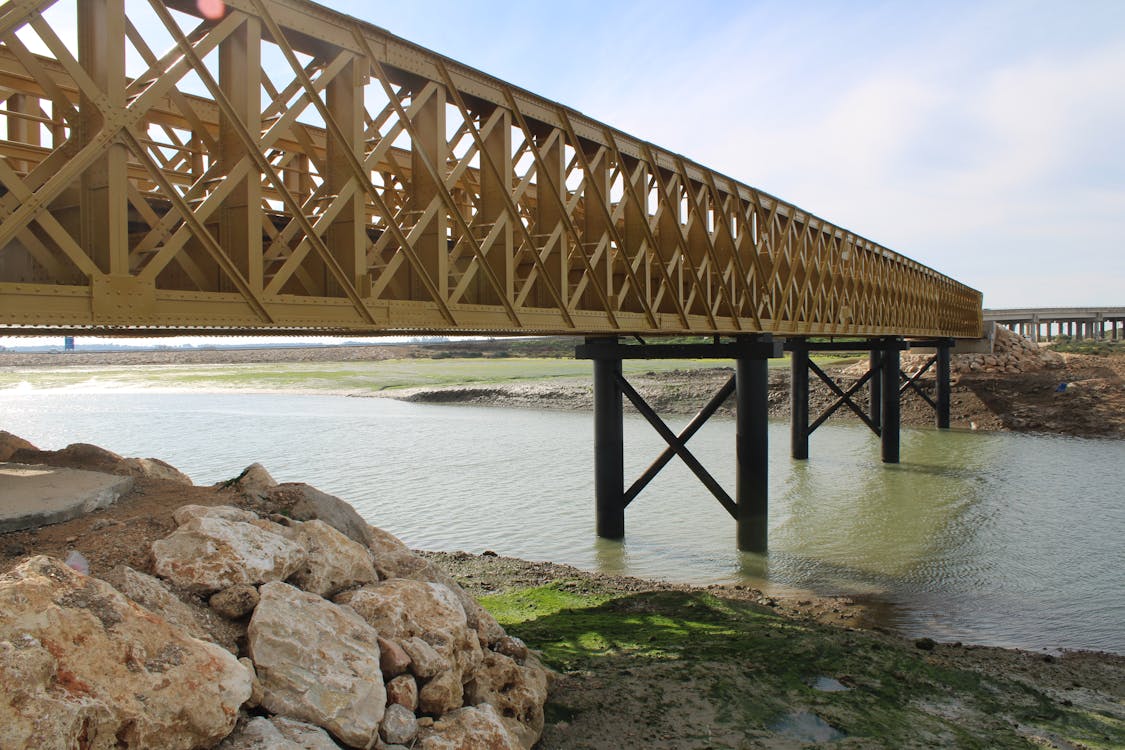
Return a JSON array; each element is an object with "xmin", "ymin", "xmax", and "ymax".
[
  {"xmin": 1, "ymin": 436, "xmax": 550, "ymax": 750},
  {"xmin": 1, "ymin": 434, "xmax": 1123, "ymax": 748}
]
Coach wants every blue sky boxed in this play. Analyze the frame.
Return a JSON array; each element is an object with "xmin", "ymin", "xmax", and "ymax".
[{"xmin": 335, "ymin": 0, "xmax": 1124, "ymax": 308}]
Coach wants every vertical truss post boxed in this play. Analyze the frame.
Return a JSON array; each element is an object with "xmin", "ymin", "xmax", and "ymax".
[
  {"xmin": 622, "ymin": 158, "xmax": 649, "ymax": 311},
  {"xmin": 881, "ymin": 338, "xmax": 902, "ymax": 464},
  {"xmin": 7, "ymin": 95, "xmax": 40, "ymax": 174},
  {"xmin": 789, "ymin": 339, "xmax": 809, "ymax": 460},
  {"xmin": 736, "ymin": 337, "xmax": 772, "ymax": 552},
  {"xmin": 868, "ymin": 348, "xmax": 883, "ymax": 431},
  {"xmin": 411, "ymin": 83, "xmax": 448, "ymax": 301},
  {"xmin": 219, "ymin": 15, "xmax": 263, "ymax": 293},
  {"xmin": 479, "ymin": 107, "xmax": 513, "ymax": 305},
  {"xmin": 536, "ymin": 128, "xmax": 567, "ymax": 309},
  {"xmin": 591, "ymin": 337, "xmax": 625, "ymax": 539},
  {"xmin": 583, "ymin": 145, "xmax": 611, "ymax": 310},
  {"xmin": 936, "ymin": 338, "xmax": 952, "ymax": 429},
  {"xmin": 326, "ymin": 56, "xmax": 367, "ymax": 297},
  {"xmin": 79, "ymin": 0, "xmax": 128, "ymax": 275}
]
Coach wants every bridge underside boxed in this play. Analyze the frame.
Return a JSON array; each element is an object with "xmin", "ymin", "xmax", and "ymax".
[{"xmin": 0, "ymin": 0, "xmax": 981, "ymax": 339}]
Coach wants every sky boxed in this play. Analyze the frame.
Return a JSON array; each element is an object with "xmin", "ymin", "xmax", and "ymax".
[
  {"xmin": 334, "ymin": 0, "xmax": 1124, "ymax": 309},
  {"xmin": 5, "ymin": 0, "xmax": 1123, "ymax": 348}
]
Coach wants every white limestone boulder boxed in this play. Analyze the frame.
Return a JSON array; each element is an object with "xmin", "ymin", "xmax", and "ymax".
[
  {"xmin": 0, "ymin": 556, "xmax": 251, "ymax": 750},
  {"xmin": 336, "ymin": 578, "xmax": 483, "ymax": 682},
  {"xmin": 247, "ymin": 581, "xmax": 386, "ymax": 747},
  {"xmin": 465, "ymin": 651, "xmax": 550, "ymax": 750},
  {"xmin": 288, "ymin": 519, "xmax": 378, "ymax": 598},
  {"xmin": 416, "ymin": 704, "xmax": 521, "ymax": 750},
  {"xmin": 217, "ymin": 716, "xmax": 341, "ymax": 749},
  {"xmin": 107, "ymin": 565, "xmax": 210, "ymax": 638},
  {"xmin": 380, "ymin": 703, "xmax": 419, "ymax": 745},
  {"xmin": 258, "ymin": 483, "xmax": 369, "ymax": 545},
  {"xmin": 151, "ymin": 514, "xmax": 306, "ymax": 594},
  {"xmin": 172, "ymin": 504, "xmax": 261, "ymax": 525},
  {"xmin": 271, "ymin": 716, "xmax": 343, "ymax": 749}
]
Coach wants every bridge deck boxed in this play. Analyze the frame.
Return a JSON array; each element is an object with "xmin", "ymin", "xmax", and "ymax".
[{"xmin": 0, "ymin": 0, "xmax": 981, "ymax": 338}]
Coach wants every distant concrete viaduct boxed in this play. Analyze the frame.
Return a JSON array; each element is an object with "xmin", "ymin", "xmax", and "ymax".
[{"xmin": 985, "ymin": 308, "xmax": 1125, "ymax": 342}]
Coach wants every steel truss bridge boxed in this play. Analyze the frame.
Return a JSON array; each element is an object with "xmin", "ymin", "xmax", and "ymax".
[{"xmin": 0, "ymin": 0, "xmax": 984, "ymax": 551}]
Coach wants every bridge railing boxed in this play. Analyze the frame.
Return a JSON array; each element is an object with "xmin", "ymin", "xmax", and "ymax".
[{"xmin": 0, "ymin": 0, "xmax": 982, "ymax": 336}]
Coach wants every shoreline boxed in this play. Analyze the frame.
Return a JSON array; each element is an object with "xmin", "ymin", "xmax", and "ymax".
[{"xmin": 1, "ymin": 439, "xmax": 1122, "ymax": 747}]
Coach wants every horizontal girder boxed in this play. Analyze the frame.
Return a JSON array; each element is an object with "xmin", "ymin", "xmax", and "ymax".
[{"xmin": 0, "ymin": 0, "xmax": 982, "ymax": 338}]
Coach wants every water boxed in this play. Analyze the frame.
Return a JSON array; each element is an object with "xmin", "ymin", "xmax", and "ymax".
[{"xmin": 2, "ymin": 387, "xmax": 1122, "ymax": 654}]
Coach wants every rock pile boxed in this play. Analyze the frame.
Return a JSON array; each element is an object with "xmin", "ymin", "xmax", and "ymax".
[
  {"xmin": 842, "ymin": 326, "xmax": 1064, "ymax": 379},
  {"xmin": 0, "ymin": 460, "xmax": 549, "ymax": 750},
  {"xmin": 949, "ymin": 325, "xmax": 1063, "ymax": 376}
]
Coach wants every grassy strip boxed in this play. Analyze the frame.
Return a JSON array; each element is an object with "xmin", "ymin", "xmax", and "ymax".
[
  {"xmin": 480, "ymin": 583, "xmax": 1124, "ymax": 748},
  {"xmin": 0, "ymin": 357, "xmax": 725, "ymax": 392},
  {"xmin": 1047, "ymin": 338, "xmax": 1125, "ymax": 356}
]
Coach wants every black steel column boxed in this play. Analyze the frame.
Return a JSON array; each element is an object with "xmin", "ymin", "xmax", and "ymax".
[
  {"xmin": 736, "ymin": 352, "xmax": 769, "ymax": 553},
  {"xmin": 880, "ymin": 339, "xmax": 901, "ymax": 464},
  {"xmin": 591, "ymin": 339, "xmax": 624, "ymax": 539},
  {"xmin": 789, "ymin": 340, "xmax": 809, "ymax": 460},
  {"xmin": 868, "ymin": 348, "xmax": 882, "ymax": 430},
  {"xmin": 936, "ymin": 340, "xmax": 951, "ymax": 429}
]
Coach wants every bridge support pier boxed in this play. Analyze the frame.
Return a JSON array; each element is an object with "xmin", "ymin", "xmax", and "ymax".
[
  {"xmin": 787, "ymin": 337, "xmax": 952, "ymax": 463},
  {"xmin": 579, "ymin": 335, "xmax": 783, "ymax": 552},
  {"xmin": 592, "ymin": 346, "xmax": 624, "ymax": 539}
]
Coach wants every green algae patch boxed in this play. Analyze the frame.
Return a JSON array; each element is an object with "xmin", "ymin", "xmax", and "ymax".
[
  {"xmin": 477, "ymin": 580, "xmax": 613, "ymax": 627},
  {"xmin": 480, "ymin": 586, "xmax": 1125, "ymax": 749}
]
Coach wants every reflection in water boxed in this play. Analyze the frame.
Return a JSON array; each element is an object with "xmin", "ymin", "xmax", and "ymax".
[
  {"xmin": 592, "ymin": 537, "xmax": 629, "ymax": 576},
  {"xmin": 1, "ymin": 388, "xmax": 1122, "ymax": 653}
]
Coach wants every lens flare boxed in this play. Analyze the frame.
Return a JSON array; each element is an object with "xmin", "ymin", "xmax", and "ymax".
[{"xmin": 197, "ymin": 0, "xmax": 225, "ymax": 21}]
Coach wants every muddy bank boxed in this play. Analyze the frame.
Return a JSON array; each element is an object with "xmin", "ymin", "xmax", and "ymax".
[
  {"xmin": 394, "ymin": 352, "xmax": 1125, "ymax": 438},
  {"xmin": 1, "ymin": 436, "xmax": 1122, "ymax": 749}
]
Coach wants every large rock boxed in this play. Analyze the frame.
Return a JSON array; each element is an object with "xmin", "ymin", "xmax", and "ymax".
[
  {"xmin": 289, "ymin": 519, "xmax": 378, "ymax": 598},
  {"xmin": 418, "ymin": 669, "xmax": 464, "ymax": 716},
  {"xmin": 368, "ymin": 545, "xmax": 506, "ymax": 648},
  {"xmin": 400, "ymin": 636, "xmax": 449, "ymax": 679},
  {"xmin": 209, "ymin": 585, "xmax": 261, "ymax": 620},
  {"xmin": 465, "ymin": 651, "xmax": 549, "ymax": 749},
  {"xmin": 386, "ymin": 674, "xmax": 419, "ymax": 711},
  {"xmin": 104, "ymin": 565, "xmax": 239, "ymax": 653},
  {"xmin": 173, "ymin": 504, "xmax": 261, "ymax": 525},
  {"xmin": 259, "ymin": 483, "xmax": 370, "ymax": 546},
  {"xmin": 0, "ymin": 556, "xmax": 251, "ymax": 750},
  {"xmin": 379, "ymin": 635, "xmax": 412, "ymax": 677},
  {"xmin": 219, "ymin": 462, "xmax": 277, "ymax": 498},
  {"xmin": 336, "ymin": 579, "xmax": 482, "ymax": 681},
  {"xmin": 381, "ymin": 703, "xmax": 419, "ymax": 745},
  {"xmin": 217, "ymin": 716, "xmax": 341, "ymax": 749},
  {"xmin": 248, "ymin": 581, "xmax": 386, "ymax": 747},
  {"xmin": 416, "ymin": 704, "xmax": 521, "ymax": 750},
  {"xmin": 119, "ymin": 456, "xmax": 193, "ymax": 485},
  {"xmin": 151, "ymin": 515, "xmax": 306, "ymax": 593},
  {"xmin": 363, "ymin": 524, "xmax": 422, "ymax": 579},
  {"xmin": 0, "ymin": 430, "xmax": 36, "ymax": 461}
]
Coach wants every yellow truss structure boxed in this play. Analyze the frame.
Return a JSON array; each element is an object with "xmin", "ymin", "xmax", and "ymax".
[{"xmin": 0, "ymin": 0, "xmax": 982, "ymax": 337}]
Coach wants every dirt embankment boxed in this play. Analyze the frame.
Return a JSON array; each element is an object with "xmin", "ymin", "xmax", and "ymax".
[{"xmin": 398, "ymin": 352, "xmax": 1125, "ymax": 439}]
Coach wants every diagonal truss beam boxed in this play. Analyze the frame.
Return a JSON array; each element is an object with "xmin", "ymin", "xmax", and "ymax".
[{"xmin": 616, "ymin": 373, "xmax": 737, "ymax": 518}]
